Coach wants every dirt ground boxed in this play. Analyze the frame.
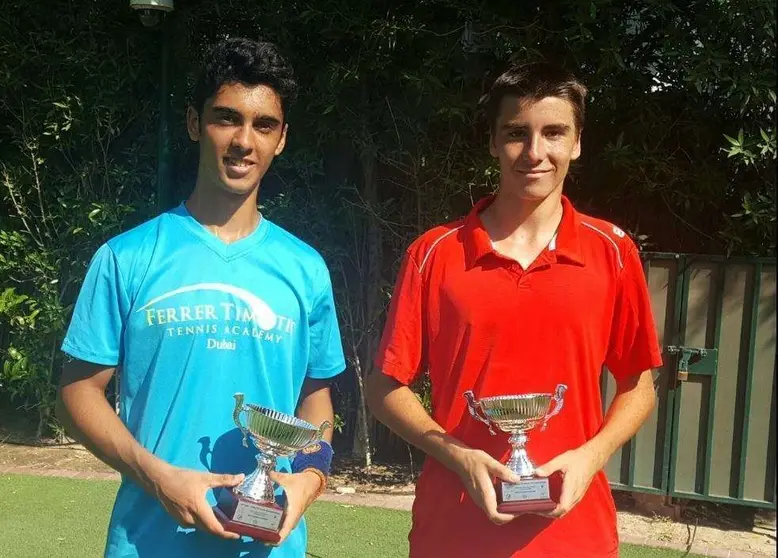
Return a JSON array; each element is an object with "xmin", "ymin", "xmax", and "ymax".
[{"xmin": 0, "ymin": 419, "xmax": 775, "ymax": 557}]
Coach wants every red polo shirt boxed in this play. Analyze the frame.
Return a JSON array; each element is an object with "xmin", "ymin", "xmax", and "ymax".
[{"xmin": 375, "ymin": 195, "xmax": 663, "ymax": 558}]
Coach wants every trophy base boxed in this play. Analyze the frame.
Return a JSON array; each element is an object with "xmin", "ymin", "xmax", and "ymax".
[
  {"xmin": 214, "ymin": 488, "xmax": 283, "ymax": 543},
  {"xmin": 497, "ymin": 477, "xmax": 557, "ymax": 514}
]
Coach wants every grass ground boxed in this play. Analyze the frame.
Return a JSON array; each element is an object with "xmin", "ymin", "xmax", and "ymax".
[{"xmin": 0, "ymin": 474, "xmax": 704, "ymax": 557}]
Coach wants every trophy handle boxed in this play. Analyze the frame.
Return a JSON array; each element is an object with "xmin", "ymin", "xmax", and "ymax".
[
  {"xmin": 233, "ymin": 393, "xmax": 250, "ymax": 448},
  {"xmin": 296, "ymin": 421, "xmax": 332, "ymax": 455},
  {"xmin": 313, "ymin": 420, "xmax": 332, "ymax": 442},
  {"xmin": 540, "ymin": 384, "xmax": 567, "ymax": 431},
  {"xmin": 463, "ymin": 391, "xmax": 496, "ymax": 435}
]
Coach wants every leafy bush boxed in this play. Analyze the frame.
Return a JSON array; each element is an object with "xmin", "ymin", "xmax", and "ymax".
[
  {"xmin": 0, "ymin": 0, "xmax": 774, "ymax": 448},
  {"xmin": 0, "ymin": 1, "xmax": 158, "ymax": 437}
]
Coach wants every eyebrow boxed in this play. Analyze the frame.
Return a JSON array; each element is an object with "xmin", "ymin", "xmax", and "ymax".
[
  {"xmin": 210, "ymin": 106, "xmax": 282, "ymax": 127},
  {"xmin": 501, "ymin": 123, "xmax": 572, "ymax": 133},
  {"xmin": 211, "ymin": 106, "xmax": 241, "ymax": 118}
]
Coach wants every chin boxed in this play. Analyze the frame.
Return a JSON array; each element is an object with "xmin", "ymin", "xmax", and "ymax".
[
  {"xmin": 211, "ymin": 167, "xmax": 257, "ymax": 192},
  {"xmin": 506, "ymin": 183, "xmax": 556, "ymax": 201},
  {"xmin": 217, "ymin": 178, "xmax": 260, "ymax": 196}
]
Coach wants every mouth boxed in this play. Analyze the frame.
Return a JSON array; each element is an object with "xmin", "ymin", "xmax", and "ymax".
[
  {"xmin": 223, "ymin": 157, "xmax": 257, "ymax": 177},
  {"xmin": 517, "ymin": 168, "xmax": 553, "ymax": 177}
]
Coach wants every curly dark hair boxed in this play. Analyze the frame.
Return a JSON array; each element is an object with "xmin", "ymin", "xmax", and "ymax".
[
  {"xmin": 480, "ymin": 62, "xmax": 587, "ymax": 134},
  {"xmin": 192, "ymin": 37, "xmax": 298, "ymax": 121}
]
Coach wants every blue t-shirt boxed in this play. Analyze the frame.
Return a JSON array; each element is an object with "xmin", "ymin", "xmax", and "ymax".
[{"xmin": 61, "ymin": 203, "xmax": 346, "ymax": 558}]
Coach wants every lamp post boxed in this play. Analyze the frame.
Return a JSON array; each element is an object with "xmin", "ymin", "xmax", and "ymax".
[{"xmin": 130, "ymin": 0, "xmax": 174, "ymax": 212}]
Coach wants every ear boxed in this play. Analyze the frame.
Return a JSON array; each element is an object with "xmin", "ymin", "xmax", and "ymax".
[
  {"xmin": 488, "ymin": 131, "xmax": 499, "ymax": 158},
  {"xmin": 274, "ymin": 123, "xmax": 288, "ymax": 156},
  {"xmin": 571, "ymin": 132, "xmax": 582, "ymax": 161},
  {"xmin": 186, "ymin": 106, "xmax": 201, "ymax": 142}
]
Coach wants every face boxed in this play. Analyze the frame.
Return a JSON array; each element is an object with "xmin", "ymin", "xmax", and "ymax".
[
  {"xmin": 489, "ymin": 95, "xmax": 581, "ymax": 201},
  {"xmin": 187, "ymin": 82, "xmax": 287, "ymax": 196}
]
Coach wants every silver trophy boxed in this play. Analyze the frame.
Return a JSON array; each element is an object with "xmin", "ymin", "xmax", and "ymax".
[
  {"xmin": 463, "ymin": 385, "xmax": 567, "ymax": 511},
  {"xmin": 214, "ymin": 393, "xmax": 330, "ymax": 541}
]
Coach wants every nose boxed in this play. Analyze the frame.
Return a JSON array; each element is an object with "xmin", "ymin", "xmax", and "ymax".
[
  {"xmin": 230, "ymin": 124, "xmax": 253, "ymax": 154},
  {"xmin": 524, "ymin": 133, "xmax": 545, "ymax": 164}
]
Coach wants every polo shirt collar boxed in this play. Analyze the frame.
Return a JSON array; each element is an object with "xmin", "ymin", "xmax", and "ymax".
[
  {"xmin": 462, "ymin": 196, "xmax": 496, "ymax": 267},
  {"xmin": 554, "ymin": 195, "xmax": 585, "ymax": 265},
  {"xmin": 462, "ymin": 194, "xmax": 586, "ymax": 268}
]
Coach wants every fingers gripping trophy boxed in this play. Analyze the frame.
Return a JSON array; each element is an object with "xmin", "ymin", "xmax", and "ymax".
[
  {"xmin": 214, "ymin": 393, "xmax": 330, "ymax": 543},
  {"xmin": 464, "ymin": 385, "xmax": 567, "ymax": 513}
]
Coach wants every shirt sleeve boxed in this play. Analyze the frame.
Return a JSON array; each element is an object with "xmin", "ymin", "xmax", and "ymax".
[
  {"xmin": 605, "ymin": 242, "xmax": 664, "ymax": 380},
  {"xmin": 374, "ymin": 250, "xmax": 425, "ymax": 385},
  {"xmin": 306, "ymin": 269, "xmax": 346, "ymax": 379},
  {"xmin": 61, "ymin": 244, "xmax": 131, "ymax": 366}
]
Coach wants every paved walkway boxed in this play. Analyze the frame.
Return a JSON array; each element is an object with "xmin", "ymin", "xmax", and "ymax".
[
  {"xmin": 317, "ymin": 492, "xmax": 774, "ymax": 558},
  {"xmin": 1, "ymin": 465, "xmax": 774, "ymax": 558}
]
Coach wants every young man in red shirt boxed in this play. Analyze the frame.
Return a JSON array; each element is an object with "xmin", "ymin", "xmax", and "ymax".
[{"xmin": 367, "ymin": 62, "xmax": 663, "ymax": 557}]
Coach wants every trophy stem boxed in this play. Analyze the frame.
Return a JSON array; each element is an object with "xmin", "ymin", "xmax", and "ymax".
[
  {"xmin": 506, "ymin": 431, "xmax": 535, "ymax": 478},
  {"xmin": 235, "ymin": 452, "xmax": 276, "ymax": 503}
]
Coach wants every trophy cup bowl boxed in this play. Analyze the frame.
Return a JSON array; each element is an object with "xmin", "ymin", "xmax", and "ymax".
[
  {"xmin": 464, "ymin": 384, "xmax": 567, "ymax": 513},
  {"xmin": 214, "ymin": 393, "xmax": 331, "ymax": 542}
]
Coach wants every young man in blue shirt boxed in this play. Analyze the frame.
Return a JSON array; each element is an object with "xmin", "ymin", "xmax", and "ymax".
[{"xmin": 56, "ymin": 37, "xmax": 345, "ymax": 558}]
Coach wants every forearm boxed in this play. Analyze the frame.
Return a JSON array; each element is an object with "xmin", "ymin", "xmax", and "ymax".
[
  {"xmin": 296, "ymin": 380, "xmax": 336, "ymax": 443},
  {"xmin": 293, "ymin": 379, "xmax": 337, "ymax": 499},
  {"xmin": 581, "ymin": 370, "xmax": 656, "ymax": 469},
  {"xmin": 56, "ymin": 383, "xmax": 170, "ymax": 493},
  {"xmin": 366, "ymin": 373, "xmax": 471, "ymax": 470}
]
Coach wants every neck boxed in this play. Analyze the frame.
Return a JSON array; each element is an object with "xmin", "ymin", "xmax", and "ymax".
[
  {"xmin": 185, "ymin": 181, "xmax": 261, "ymax": 244},
  {"xmin": 481, "ymin": 187, "xmax": 564, "ymax": 243}
]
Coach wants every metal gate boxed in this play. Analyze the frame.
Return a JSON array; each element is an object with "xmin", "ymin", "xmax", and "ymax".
[{"xmin": 602, "ymin": 253, "xmax": 776, "ymax": 509}]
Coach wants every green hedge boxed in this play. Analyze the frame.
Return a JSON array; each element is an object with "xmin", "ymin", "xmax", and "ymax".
[{"xmin": 0, "ymin": 0, "xmax": 774, "ymax": 450}]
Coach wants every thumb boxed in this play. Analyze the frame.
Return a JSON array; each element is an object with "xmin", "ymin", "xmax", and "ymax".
[
  {"xmin": 535, "ymin": 454, "xmax": 566, "ymax": 478},
  {"xmin": 488, "ymin": 459, "xmax": 522, "ymax": 484},
  {"xmin": 208, "ymin": 473, "xmax": 245, "ymax": 488},
  {"xmin": 268, "ymin": 470, "xmax": 290, "ymax": 486}
]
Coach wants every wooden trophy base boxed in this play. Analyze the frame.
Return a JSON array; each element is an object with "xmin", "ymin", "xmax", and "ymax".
[
  {"xmin": 496, "ymin": 477, "xmax": 557, "ymax": 513},
  {"xmin": 215, "ymin": 487, "xmax": 283, "ymax": 543}
]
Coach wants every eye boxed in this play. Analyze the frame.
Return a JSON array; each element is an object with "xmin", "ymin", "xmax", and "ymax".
[{"xmin": 508, "ymin": 130, "xmax": 527, "ymax": 139}]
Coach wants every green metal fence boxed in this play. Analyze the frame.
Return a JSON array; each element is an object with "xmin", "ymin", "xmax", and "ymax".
[{"xmin": 603, "ymin": 253, "xmax": 777, "ymax": 509}]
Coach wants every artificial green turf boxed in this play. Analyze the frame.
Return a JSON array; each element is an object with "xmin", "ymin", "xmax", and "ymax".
[
  {"xmin": 619, "ymin": 546, "xmax": 704, "ymax": 558},
  {"xmin": 0, "ymin": 474, "xmax": 704, "ymax": 557},
  {"xmin": 305, "ymin": 502, "xmax": 411, "ymax": 558},
  {"xmin": 0, "ymin": 474, "xmax": 118, "ymax": 557}
]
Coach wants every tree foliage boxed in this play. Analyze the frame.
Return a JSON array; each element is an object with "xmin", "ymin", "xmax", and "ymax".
[
  {"xmin": 0, "ymin": 0, "xmax": 158, "ymax": 436},
  {"xmin": 0, "ymin": 0, "xmax": 774, "ymax": 449}
]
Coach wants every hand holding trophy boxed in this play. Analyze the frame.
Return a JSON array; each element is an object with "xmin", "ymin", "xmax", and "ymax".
[
  {"xmin": 214, "ymin": 393, "xmax": 330, "ymax": 543},
  {"xmin": 463, "ymin": 385, "xmax": 567, "ymax": 513}
]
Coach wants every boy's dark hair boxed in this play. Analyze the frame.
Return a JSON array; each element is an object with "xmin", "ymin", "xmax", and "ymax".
[
  {"xmin": 480, "ymin": 62, "xmax": 588, "ymax": 134},
  {"xmin": 192, "ymin": 37, "xmax": 298, "ymax": 121}
]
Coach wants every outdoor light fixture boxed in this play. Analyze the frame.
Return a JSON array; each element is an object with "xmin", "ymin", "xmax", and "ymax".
[{"xmin": 130, "ymin": 0, "xmax": 174, "ymax": 27}]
